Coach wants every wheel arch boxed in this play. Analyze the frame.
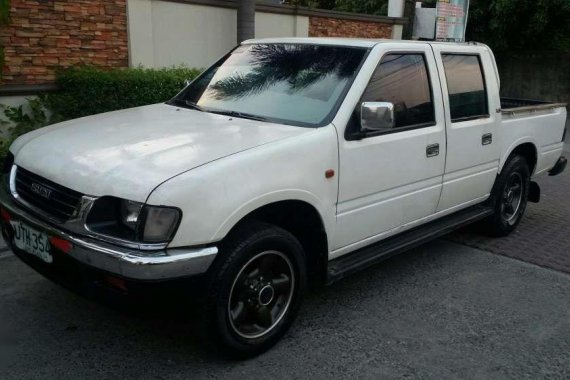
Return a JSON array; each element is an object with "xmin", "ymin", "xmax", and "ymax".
[
  {"xmin": 215, "ymin": 195, "xmax": 330, "ymax": 284},
  {"xmin": 499, "ymin": 139, "xmax": 538, "ymax": 175}
]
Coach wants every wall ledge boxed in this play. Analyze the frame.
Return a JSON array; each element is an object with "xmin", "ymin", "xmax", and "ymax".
[
  {"xmin": 0, "ymin": 84, "xmax": 58, "ymax": 97},
  {"xmin": 161, "ymin": 0, "xmax": 408, "ymax": 25}
]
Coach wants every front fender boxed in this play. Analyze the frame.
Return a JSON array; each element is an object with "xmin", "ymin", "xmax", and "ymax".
[
  {"xmin": 146, "ymin": 126, "xmax": 339, "ymax": 248},
  {"xmin": 212, "ymin": 189, "xmax": 333, "ymax": 243}
]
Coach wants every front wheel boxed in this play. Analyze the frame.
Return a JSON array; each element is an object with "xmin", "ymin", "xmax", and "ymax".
[
  {"xmin": 202, "ymin": 222, "xmax": 306, "ymax": 358},
  {"xmin": 484, "ymin": 154, "xmax": 530, "ymax": 236}
]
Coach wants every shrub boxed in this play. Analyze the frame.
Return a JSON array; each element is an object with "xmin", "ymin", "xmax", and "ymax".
[
  {"xmin": 45, "ymin": 66, "xmax": 201, "ymax": 122},
  {"xmin": 0, "ymin": 96, "xmax": 51, "ymax": 166},
  {"xmin": 287, "ymin": 0, "xmax": 387, "ymax": 15},
  {"xmin": 0, "ymin": 65, "xmax": 201, "ymax": 165}
]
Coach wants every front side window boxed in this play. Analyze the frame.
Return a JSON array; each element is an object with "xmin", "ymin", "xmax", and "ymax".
[
  {"xmin": 360, "ymin": 53, "xmax": 435, "ymax": 129},
  {"xmin": 441, "ymin": 54, "xmax": 488, "ymax": 121},
  {"xmin": 171, "ymin": 44, "xmax": 367, "ymax": 127}
]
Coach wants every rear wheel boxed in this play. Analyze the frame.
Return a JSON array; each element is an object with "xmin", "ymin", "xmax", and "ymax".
[
  {"xmin": 484, "ymin": 154, "xmax": 530, "ymax": 236},
  {"xmin": 202, "ymin": 222, "xmax": 306, "ymax": 358}
]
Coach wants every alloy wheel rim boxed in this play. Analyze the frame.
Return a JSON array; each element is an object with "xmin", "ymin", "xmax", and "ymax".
[
  {"xmin": 228, "ymin": 250, "xmax": 295, "ymax": 339},
  {"xmin": 501, "ymin": 172, "xmax": 523, "ymax": 224}
]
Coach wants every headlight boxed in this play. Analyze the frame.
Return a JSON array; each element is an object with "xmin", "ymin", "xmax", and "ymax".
[
  {"xmin": 86, "ymin": 197, "xmax": 181, "ymax": 244},
  {"xmin": 120, "ymin": 200, "xmax": 143, "ymax": 231}
]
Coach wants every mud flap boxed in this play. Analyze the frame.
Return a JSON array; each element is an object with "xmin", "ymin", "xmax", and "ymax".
[{"xmin": 528, "ymin": 181, "xmax": 540, "ymax": 203}]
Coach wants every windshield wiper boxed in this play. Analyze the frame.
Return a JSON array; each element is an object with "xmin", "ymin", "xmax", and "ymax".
[
  {"xmin": 210, "ymin": 110, "xmax": 269, "ymax": 122},
  {"xmin": 168, "ymin": 101, "xmax": 268, "ymax": 122},
  {"xmin": 167, "ymin": 98, "xmax": 204, "ymax": 112}
]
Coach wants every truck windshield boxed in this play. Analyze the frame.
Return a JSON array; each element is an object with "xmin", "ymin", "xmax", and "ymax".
[{"xmin": 170, "ymin": 43, "xmax": 368, "ymax": 127}]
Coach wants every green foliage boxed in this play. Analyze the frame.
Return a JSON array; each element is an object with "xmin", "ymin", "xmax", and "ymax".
[
  {"xmin": 0, "ymin": 0, "xmax": 9, "ymax": 25},
  {"xmin": 45, "ymin": 66, "xmax": 202, "ymax": 122},
  {"xmin": 466, "ymin": 0, "xmax": 570, "ymax": 51},
  {"xmin": 288, "ymin": 0, "xmax": 388, "ymax": 15},
  {"xmin": 0, "ymin": 96, "xmax": 51, "ymax": 164},
  {"xmin": 288, "ymin": 0, "xmax": 335, "ymax": 9},
  {"xmin": 1, "ymin": 96, "xmax": 49, "ymax": 133},
  {"xmin": 415, "ymin": 0, "xmax": 570, "ymax": 52},
  {"xmin": 334, "ymin": 0, "xmax": 388, "ymax": 15},
  {"xmin": 290, "ymin": 0, "xmax": 570, "ymax": 51},
  {"xmin": 0, "ymin": 66, "xmax": 201, "ymax": 164},
  {"xmin": 0, "ymin": 0, "xmax": 9, "ymax": 79}
]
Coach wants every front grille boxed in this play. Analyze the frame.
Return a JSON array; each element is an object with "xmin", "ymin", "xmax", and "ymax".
[{"xmin": 15, "ymin": 167, "xmax": 84, "ymax": 222}]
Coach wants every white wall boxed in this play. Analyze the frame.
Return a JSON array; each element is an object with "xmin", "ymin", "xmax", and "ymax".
[
  {"xmin": 255, "ymin": 13, "xmax": 309, "ymax": 39},
  {"xmin": 127, "ymin": 0, "xmax": 309, "ymax": 69},
  {"xmin": 0, "ymin": 95, "xmax": 30, "ymax": 110},
  {"xmin": 392, "ymin": 24, "xmax": 403, "ymax": 39}
]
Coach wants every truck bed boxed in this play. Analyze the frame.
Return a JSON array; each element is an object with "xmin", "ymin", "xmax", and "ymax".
[
  {"xmin": 499, "ymin": 97, "xmax": 567, "ymax": 177},
  {"xmin": 501, "ymin": 97, "xmax": 567, "ymax": 115}
]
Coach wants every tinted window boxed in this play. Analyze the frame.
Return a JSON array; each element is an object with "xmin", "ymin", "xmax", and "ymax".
[
  {"xmin": 172, "ymin": 44, "xmax": 367, "ymax": 127},
  {"xmin": 442, "ymin": 54, "xmax": 488, "ymax": 121},
  {"xmin": 361, "ymin": 53, "xmax": 435, "ymax": 129}
]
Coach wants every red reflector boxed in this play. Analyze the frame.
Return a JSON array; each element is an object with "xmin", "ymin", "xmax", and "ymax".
[
  {"xmin": 49, "ymin": 236, "xmax": 73, "ymax": 254},
  {"xmin": 103, "ymin": 276, "xmax": 127, "ymax": 292},
  {"xmin": 325, "ymin": 169, "xmax": 335, "ymax": 179},
  {"xmin": 1, "ymin": 208, "xmax": 11, "ymax": 222}
]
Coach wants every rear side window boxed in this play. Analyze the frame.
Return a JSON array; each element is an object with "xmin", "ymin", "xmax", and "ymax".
[
  {"xmin": 441, "ymin": 54, "xmax": 488, "ymax": 121},
  {"xmin": 361, "ymin": 53, "xmax": 435, "ymax": 129}
]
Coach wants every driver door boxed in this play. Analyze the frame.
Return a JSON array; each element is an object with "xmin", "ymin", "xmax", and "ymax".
[{"xmin": 333, "ymin": 44, "xmax": 446, "ymax": 254}]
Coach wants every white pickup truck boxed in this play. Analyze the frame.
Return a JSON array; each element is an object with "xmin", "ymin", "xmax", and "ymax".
[{"xmin": 0, "ymin": 38, "xmax": 567, "ymax": 357}]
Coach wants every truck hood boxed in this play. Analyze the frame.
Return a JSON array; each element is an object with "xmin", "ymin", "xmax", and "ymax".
[{"xmin": 11, "ymin": 103, "xmax": 310, "ymax": 202}]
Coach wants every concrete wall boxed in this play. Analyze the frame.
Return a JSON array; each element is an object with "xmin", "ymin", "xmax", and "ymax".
[
  {"xmin": 1, "ymin": 0, "xmax": 406, "ymax": 128},
  {"xmin": 126, "ymin": 0, "xmax": 405, "ymax": 69},
  {"xmin": 495, "ymin": 52, "xmax": 570, "ymax": 107},
  {"xmin": 127, "ymin": 0, "xmax": 309, "ymax": 68},
  {"xmin": 255, "ymin": 12, "xmax": 309, "ymax": 39}
]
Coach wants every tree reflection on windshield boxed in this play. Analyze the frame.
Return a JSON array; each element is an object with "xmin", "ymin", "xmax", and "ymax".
[
  {"xmin": 209, "ymin": 44, "xmax": 365, "ymax": 100},
  {"xmin": 173, "ymin": 43, "xmax": 367, "ymax": 127}
]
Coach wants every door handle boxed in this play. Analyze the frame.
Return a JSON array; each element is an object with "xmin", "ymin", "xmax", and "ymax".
[
  {"xmin": 426, "ymin": 143, "xmax": 440, "ymax": 157},
  {"xmin": 482, "ymin": 133, "xmax": 493, "ymax": 145}
]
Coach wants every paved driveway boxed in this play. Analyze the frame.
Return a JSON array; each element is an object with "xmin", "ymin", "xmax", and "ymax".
[
  {"xmin": 1, "ymin": 141, "xmax": 569, "ymax": 379},
  {"xmin": 2, "ymin": 240, "xmax": 570, "ymax": 379},
  {"xmin": 449, "ymin": 142, "xmax": 570, "ymax": 274}
]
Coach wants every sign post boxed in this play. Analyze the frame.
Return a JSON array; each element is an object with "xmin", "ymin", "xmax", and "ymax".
[{"xmin": 435, "ymin": 0, "xmax": 470, "ymax": 42}]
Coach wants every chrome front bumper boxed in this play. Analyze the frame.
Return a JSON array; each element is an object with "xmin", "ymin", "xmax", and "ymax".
[{"xmin": 0, "ymin": 185, "xmax": 217, "ymax": 281}]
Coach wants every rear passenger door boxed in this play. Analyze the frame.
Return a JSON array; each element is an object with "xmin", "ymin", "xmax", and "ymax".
[
  {"xmin": 431, "ymin": 45, "xmax": 501, "ymax": 212},
  {"xmin": 334, "ymin": 44, "xmax": 446, "ymax": 253}
]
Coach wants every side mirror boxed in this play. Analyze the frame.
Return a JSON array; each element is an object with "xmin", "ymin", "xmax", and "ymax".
[{"xmin": 360, "ymin": 102, "xmax": 394, "ymax": 132}]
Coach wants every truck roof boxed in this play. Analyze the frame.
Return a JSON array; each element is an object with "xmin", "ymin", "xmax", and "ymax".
[{"xmin": 243, "ymin": 37, "xmax": 489, "ymax": 50}]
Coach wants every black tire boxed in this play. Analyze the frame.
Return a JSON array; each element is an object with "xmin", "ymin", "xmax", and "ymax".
[
  {"xmin": 202, "ymin": 221, "xmax": 306, "ymax": 358},
  {"xmin": 484, "ymin": 154, "xmax": 530, "ymax": 236}
]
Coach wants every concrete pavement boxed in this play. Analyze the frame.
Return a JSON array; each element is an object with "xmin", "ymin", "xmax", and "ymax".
[
  {"xmin": 0, "ymin": 241, "xmax": 10, "ymax": 260},
  {"xmin": 2, "ymin": 240, "xmax": 570, "ymax": 379},
  {"xmin": 449, "ymin": 141, "xmax": 570, "ymax": 274}
]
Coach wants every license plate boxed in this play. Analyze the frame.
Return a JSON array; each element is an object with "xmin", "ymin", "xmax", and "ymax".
[{"xmin": 10, "ymin": 220, "xmax": 52, "ymax": 263}]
